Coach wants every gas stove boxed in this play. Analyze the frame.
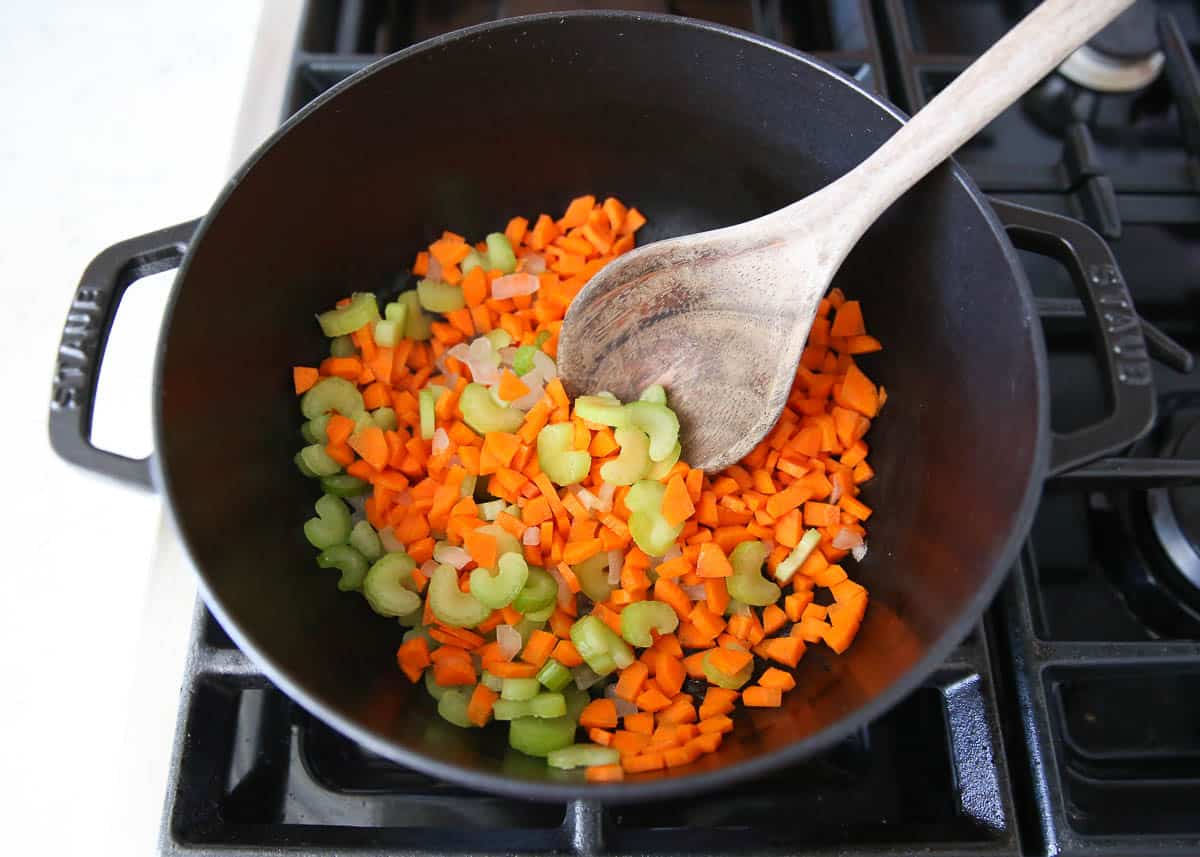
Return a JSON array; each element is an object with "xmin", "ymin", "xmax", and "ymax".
[{"xmin": 159, "ymin": 2, "xmax": 1200, "ymax": 854}]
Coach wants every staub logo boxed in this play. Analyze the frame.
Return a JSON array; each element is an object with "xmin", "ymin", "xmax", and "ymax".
[
  {"xmin": 1088, "ymin": 264, "xmax": 1151, "ymax": 386},
  {"xmin": 51, "ymin": 286, "xmax": 104, "ymax": 410}
]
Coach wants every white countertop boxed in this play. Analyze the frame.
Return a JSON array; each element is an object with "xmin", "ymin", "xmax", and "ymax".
[{"xmin": 1, "ymin": 3, "xmax": 299, "ymax": 853}]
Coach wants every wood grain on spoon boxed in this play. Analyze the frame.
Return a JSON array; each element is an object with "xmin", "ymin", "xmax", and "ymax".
[{"xmin": 556, "ymin": 0, "xmax": 1135, "ymax": 472}]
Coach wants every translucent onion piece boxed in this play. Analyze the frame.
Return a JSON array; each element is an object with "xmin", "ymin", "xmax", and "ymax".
[
  {"xmin": 727, "ymin": 600, "xmax": 752, "ymax": 617},
  {"xmin": 604, "ymin": 683, "xmax": 639, "ymax": 718},
  {"xmin": 532, "ymin": 350, "xmax": 557, "ymax": 380},
  {"xmin": 431, "ymin": 427, "xmax": 450, "ymax": 455},
  {"xmin": 379, "ymin": 527, "xmax": 405, "ymax": 553},
  {"xmin": 573, "ymin": 665, "xmax": 602, "ymax": 690},
  {"xmin": 496, "ymin": 625, "xmax": 522, "ymax": 661},
  {"xmin": 548, "ymin": 565, "xmax": 573, "ymax": 609},
  {"xmin": 523, "ymin": 526, "xmax": 541, "ymax": 546},
  {"xmin": 596, "ymin": 483, "xmax": 616, "ymax": 513},
  {"xmin": 491, "ymin": 273, "xmax": 540, "ymax": 300},
  {"xmin": 682, "ymin": 583, "xmax": 707, "ymax": 601},
  {"xmin": 607, "ymin": 550, "xmax": 623, "ymax": 585},
  {"xmin": 832, "ymin": 527, "xmax": 864, "ymax": 551},
  {"xmin": 661, "ymin": 543, "xmax": 683, "ymax": 562},
  {"xmin": 420, "ymin": 559, "xmax": 440, "ymax": 578},
  {"xmin": 433, "ymin": 542, "xmax": 472, "ymax": 569},
  {"xmin": 426, "ymin": 255, "xmax": 443, "ymax": 282},
  {"xmin": 498, "ymin": 346, "xmax": 519, "ymax": 366},
  {"xmin": 521, "ymin": 253, "xmax": 547, "ymax": 274},
  {"xmin": 829, "ymin": 478, "xmax": 843, "ymax": 505},
  {"xmin": 852, "ymin": 543, "xmax": 868, "ymax": 562},
  {"xmin": 576, "ymin": 487, "xmax": 600, "ymax": 511}
]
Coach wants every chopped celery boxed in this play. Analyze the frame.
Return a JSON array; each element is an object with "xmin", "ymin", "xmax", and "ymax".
[
  {"xmin": 501, "ymin": 677, "xmax": 541, "ymax": 701},
  {"xmin": 536, "ymin": 659, "xmax": 572, "ymax": 692},
  {"xmin": 523, "ymin": 603, "xmax": 555, "ymax": 623},
  {"xmin": 301, "ymin": 414, "xmax": 330, "ymax": 444},
  {"xmin": 573, "ymin": 395, "xmax": 631, "ymax": 428},
  {"xmin": 547, "ymin": 744, "xmax": 620, "ymax": 770},
  {"xmin": 492, "ymin": 699, "xmax": 532, "ymax": 721},
  {"xmin": 363, "ymin": 553, "xmax": 421, "ymax": 616},
  {"xmin": 349, "ymin": 520, "xmax": 384, "ymax": 562},
  {"xmin": 537, "ymin": 423, "xmax": 592, "ymax": 486},
  {"xmin": 396, "ymin": 607, "xmax": 423, "ymax": 627},
  {"xmin": 534, "ymin": 330, "xmax": 552, "ymax": 348},
  {"xmin": 486, "ymin": 233, "xmax": 517, "ymax": 273},
  {"xmin": 485, "ymin": 329, "xmax": 513, "ymax": 350},
  {"xmin": 512, "ymin": 567, "xmax": 557, "ymax": 614},
  {"xmin": 508, "ymin": 715, "xmax": 577, "ymax": 757},
  {"xmin": 371, "ymin": 407, "xmax": 397, "ymax": 431},
  {"xmin": 419, "ymin": 388, "xmax": 436, "ymax": 439},
  {"xmin": 624, "ymin": 401, "xmax": 680, "ymax": 462},
  {"xmin": 372, "ymin": 319, "xmax": 401, "ymax": 347},
  {"xmin": 460, "ymin": 248, "xmax": 487, "ymax": 274},
  {"xmin": 320, "ymin": 474, "xmax": 371, "ymax": 497},
  {"xmin": 295, "ymin": 451, "xmax": 318, "ymax": 478},
  {"xmin": 437, "ymin": 688, "xmax": 474, "ymax": 728},
  {"xmin": 529, "ymin": 692, "xmax": 567, "ymax": 718},
  {"xmin": 494, "ymin": 694, "xmax": 565, "ymax": 719},
  {"xmin": 301, "ymin": 376, "xmax": 365, "ymax": 419},
  {"xmin": 316, "ymin": 543, "xmax": 369, "ymax": 591},
  {"xmin": 329, "ymin": 335, "xmax": 357, "ymax": 357},
  {"xmin": 481, "ymin": 671, "xmax": 504, "ymax": 692},
  {"xmin": 620, "ymin": 600, "xmax": 680, "ymax": 647},
  {"xmin": 599, "ymin": 427, "xmax": 651, "ymax": 485},
  {"xmin": 460, "ymin": 383, "xmax": 524, "ymax": 434},
  {"xmin": 703, "ymin": 650, "xmax": 754, "ymax": 689},
  {"xmin": 469, "ymin": 552, "xmax": 529, "ymax": 609},
  {"xmin": 516, "ymin": 617, "xmax": 547, "ymax": 645},
  {"xmin": 512, "ymin": 345, "xmax": 538, "ymax": 376},
  {"xmin": 626, "ymin": 480, "xmax": 684, "ymax": 557},
  {"xmin": 303, "ymin": 494, "xmax": 352, "ymax": 549},
  {"xmin": 316, "ymin": 292, "xmax": 380, "ymax": 337},
  {"xmin": 397, "ymin": 291, "xmax": 433, "ymax": 341},
  {"xmin": 775, "ymin": 528, "xmax": 822, "ymax": 582},
  {"xmin": 424, "ymin": 669, "xmax": 448, "ymax": 700},
  {"xmin": 564, "ymin": 686, "xmax": 590, "ymax": 721},
  {"xmin": 428, "ymin": 563, "xmax": 491, "ymax": 627},
  {"xmin": 573, "ymin": 552, "xmax": 613, "ymax": 603},
  {"xmin": 645, "ymin": 442, "xmax": 682, "ymax": 480},
  {"xmin": 384, "ymin": 299, "xmax": 409, "ymax": 325},
  {"xmin": 570, "ymin": 615, "xmax": 634, "ymax": 677},
  {"xmin": 475, "ymin": 523, "xmax": 523, "ymax": 558},
  {"xmin": 478, "ymin": 499, "xmax": 505, "ymax": 521},
  {"xmin": 727, "ymin": 541, "xmax": 782, "ymax": 606},
  {"xmin": 416, "ymin": 278, "xmax": 466, "ymax": 313},
  {"xmin": 638, "ymin": 384, "xmax": 667, "ymax": 405}
]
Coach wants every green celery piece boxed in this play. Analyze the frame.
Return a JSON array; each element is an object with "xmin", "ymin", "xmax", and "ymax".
[
  {"xmin": 301, "ymin": 376, "xmax": 364, "ymax": 420},
  {"xmin": 703, "ymin": 650, "xmax": 754, "ymax": 689},
  {"xmin": 485, "ymin": 329, "xmax": 513, "ymax": 350},
  {"xmin": 492, "ymin": 699, "xmax": 532, "ymax": 721},
  {"xmin": 501, "ymin": 677, "xmax": 541, "ymax": 701},
  {"xmin": 460, "ymin": 383, "xmax": 524, "ymax": 434},
  {"xmin": 573, "ymin": 395, "xmax": 631, "ymax": 428},
  {"xmin": 317, "ymin": 543, "xmax": 369, "ymax": 591},
  {"xmin": 396, "ymin": 607, "xmax": 423, "ymax": 627},
  {"xmin": 645, "ymin": 442, "xmax": 681, "ymax": 480},
  {"xmin": 537, "ymin": 423, "xmax": 591, "ymax": 486},
  {"xmin": 573, "ymin": 552, "xmax": 613, "ymax": 604},
  {"xmin": 372, "ymin": 319, "xmax": 401, "ymax": 348},
  {"xmin": 485, "ymin": 233, "xmax": 517, "ymax": 273},
  {"xmin": 417, "ymin": 278, "xmax": 467, "ymax": 313},
  {"xmin": 522, "ymin": 603, "xmax": 555, "ymax": 623},
  {"xmin": 478, "ymin": 499, "xmax": 506, "ymax": 521},
  {"xmin": 320, "ymin": 474, "xmax": 370, "ymax": 497},
  {"xmin": 437, "ymin": 688, "xmax": 474, "ymax": 728},
  {"xmin": 623, "ymin": 401, "xmax": 680, "ymax": 462},
  {"xmin": 599, "ymin": 426, "xmax": 651, "ymax": 485},
  {"xmin": 419, "ymin": 388, "xmax": 436, "ymax": 439},
  {"xmin": 775, "ymin": 528, "xmax": 822, "ymax": 583},
  {"xmin": 638, "ymin": 384, "xmax": 667, "ymax": 405},
  {"xmin": 349, "ymin": 520, "xmax": 384, "ymax": 562},
  {"xmin": 619, "ymin": 600, "xmax": 680, "ymax": 647},
  {"xmin": 363, "ymin": 552, "xmax": 421, "ymax": 616},
  {"xmin": 316, "ymin": 292, "xmax": 380, "ymax": 337},
  {"xmin": 625, "ymin": 479, "xmax": 665, "ymax": 514},
  {"xmin": 534, "ymin": 330, "xmax": 552, "ymax": 348},
  {"xmin": 329, "ymin": 335, "xmax": 357, "ymax": 357},
  {"xmin": 625, "ymin": 480, "xmax": 684, "ymax": 557},
  {"xmin": 397, "ymin": 291, "xmax": 433, "ymax": 341},
  {"xmin": 529, "ymin": 692, "xmax": 567, "ymax": 718},
  {"xmin": 570, "ymin": 615, "xmax": 634, "ymax": 677},
  {"xmin": 424, "ymin": 669, "xmax": 448, "ymax": 700},
  {"xmin": 295, "ymin": 451, "xmax": 318, "ymax": 478},
  {"xmin": 469, "ymin": 552, "xmax": 529, "ymax": 609},
  {"xmin": 301, "ymin": 414, "xmax": 330, "ymax": 445},
  {"xmin": 512, "ymin": 567, "xmax": 557, "ymax": 614},
  {"xmin": 481, "ymin": 671, "xmax": 504, "ymax": 692},
  {"xmin": 512, "ymin": 344, "xmax": 538, "ymax": 377},
  {"xmin": 536, "ymin": 659, "xmax": 572, "ymax": 692},
  {"xmin": 384, "ymin": 299, "xmax": 409, "ymax": 325},
  {"xmin": 460, "ymin": 247, "xmax": 487, "ymax": 274},
  {"xmin": 515, "ymin": 617, "xmax": 547, "ymax": 645},
  {"xmin": 726, "ymin": 541, "xmax": 781, "ymax": 606},
  {"xmin": 428, "ymin": 563, "xmax": 491, "ymax": 628},
  {"xmin": 371, "ymin": 407, "xmax": 398, "ymax": 431},
  {"xmin": 303, "ymin": 494, "xmax": 352, "ymax": 549},
  {"xmin": 508, "ymin": 715, "xmax": 577, "ymax": 757},
  {"xmin": 563, "ymin": 686, "xmax": 590, "ymax": 721},
  {"xmin": 547, "ymin": 743, "xmax": 620, "ymax": 770}
]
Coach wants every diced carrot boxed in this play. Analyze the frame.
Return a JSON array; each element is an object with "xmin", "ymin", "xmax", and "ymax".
[
  {"xmin": 293, "ymin": 366, "xmax": 319, "ymax": 394},
  {"xmin": 661, "ymin": 473, "xmax": 695, "ymax": 527},
  {"xmin": 698, "ymin": 715, "xmax": 734, "ymax": 735},
  {"xmin": 707, "ymin": 647, "xmax": 752, "ymax": 677},
  {"xmin": 586, "ymin": 763, "xmax": 624, "ymax": 783},
  {"xmin": 696, "ymin": 542, "xmax": 733, "ymax": 578},
  {"xmin": 463, "ymin": 529, "xmax": 498, "ymax": 569},
  {"xmin": 743, "ymin": 686, "xmax": 783, "ymax": 707},
  {"xmin": 467, "ymin": 683, "xmax": 499, "ymax": 726},
  {"xmin": 579, "ymin": 698, "xmax": 619, "ymax": 730},
  {"xmin": 758, "ymin": 668, "xmax": 796, "ymax": 691},
  {"xmin": 622, "ymin": 752, "xmax": 665, "ymax": 774},
  {"xmin": 615, "ymin": 661, "xmax": 650, "ymax": 702}
]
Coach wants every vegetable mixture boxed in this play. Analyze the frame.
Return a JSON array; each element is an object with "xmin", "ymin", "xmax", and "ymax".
[{"xmin": 292, "ymin": 195, "xmax": 884, "ymax": 782}]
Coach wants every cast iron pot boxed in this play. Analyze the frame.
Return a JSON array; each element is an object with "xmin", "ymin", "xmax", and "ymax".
[{"xmin": 49, "ymin": 12, "xmax": 1155, "ymax": 801}]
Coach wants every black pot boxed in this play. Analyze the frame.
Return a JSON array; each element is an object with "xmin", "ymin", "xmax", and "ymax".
[{"xmin": 49, "ymin": 13, "xmax": 1155, "ymax": 801}]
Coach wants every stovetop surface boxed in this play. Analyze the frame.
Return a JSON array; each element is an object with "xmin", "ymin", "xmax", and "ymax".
[{"xmin": 161, "ymin": 3, "xmax": 1200, "ymax": 855}]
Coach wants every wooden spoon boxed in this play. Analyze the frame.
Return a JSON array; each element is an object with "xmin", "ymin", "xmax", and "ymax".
[{"xmin": 557, "ymin": 0, "xmax": 1134, "ymax": 472}]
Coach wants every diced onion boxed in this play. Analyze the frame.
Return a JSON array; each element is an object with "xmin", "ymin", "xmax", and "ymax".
[
  {"xmin": 498, "ymin": 346, "xmax": 518, "ymax": 366},
  {"xmin": 573, "ymin": 665, "xmax": 602, "ymax": 690},
  {"xmin": 829, "ymin": 478, "xmax": 843, "ymax": 504},
  {"xmin": 851, "ymin": 543, "xmax": 868, "ymax": 562},
  {"xmin": 491, "ymin": 273, "xmax": 540, "ymax": 300},
  {"xmin": 607, "ymin": 550, "xmax": 623, "ymax": 585},
  {"xmin": 496, "ymin": 625, "xmax": 522, "ymax": 661},
  {"xmin": 347, "ymin": 495, "xmax": 367, "ymax": 518},
  {"xmin": 426, "ymin": 255, "xmax": 443, "ymax": 282},
  {"xmin": 727, "ymin": 600, "xmax": 752, "ymax": 617},
  {"xmin": 509, "ymin": 373, "xmax": 545, "ymax": 411},
  {"xmin": 682, "ymin": 583, "xmax": 707, "ymax": 600},
  {"xmin": 832, "ymin": 527, "xmax": 864, "ymax": 551},
  {"xmin": 532, "ymin": 350, "xmax": 557, "ymax": 380},
  {"xmin": 433, "ymin": 542, "xmax": 471, "ymax": 569},
  {"xmin": 596, "ymin": 483, "xmax": 615, "ymax": 513},
  {"xmin": 662, "ymin": 544, "xmax": 683, "ymax": 562},
  {"xmin": 604, "ymin": 683, "xmax": 639, "ymax": 718},
  {"xmin": 465, "ymin": 336, "xmax": 500, "ymax": 385},
  {"xmin": 523, "ymin": 526, "xmax": 541, "ymax": 546},
  {"xmin": 431, "ymin": 427, "xmax": 450, "ymax": 455},
  {"xmin": 379, "ymin": 527, "xmax": 404, "ymax": 553},
  {"xmin": 521, "ymin": 253, "xmax": 547, "ymax": 274},
  {"xmin": 420, "ymin": 559, "xmax": 440, "ymax": 578},
  {"xmin": 548, "ymin": 565, "xmax": 573, "ymax": 609},
  {"xmin": 576, "ymin": 487, "xmax": 600, "ymax": 511}
]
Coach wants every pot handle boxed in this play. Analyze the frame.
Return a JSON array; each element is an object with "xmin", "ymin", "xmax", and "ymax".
[
  {"xmin": 48, "ymin": 219, "xmax": 200, "ymax": 489},
  {"xmin": 989, "ymin": 199, "xmax": 1155, "ymax": 477}
]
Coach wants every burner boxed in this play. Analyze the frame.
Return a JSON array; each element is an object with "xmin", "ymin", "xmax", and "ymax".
[
  {"xmin": 1058, "ymin": 1, "xmax": 1164, "ymax": 93},
  {"xmin": 1146, "ymin": 417, "xmax": 1200, "ymax": 601}
]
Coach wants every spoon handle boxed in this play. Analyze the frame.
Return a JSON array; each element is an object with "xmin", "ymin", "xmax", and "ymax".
[{"xmin": 779, "ymin": 0, "xmax": 1135, "ymax": 248}]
